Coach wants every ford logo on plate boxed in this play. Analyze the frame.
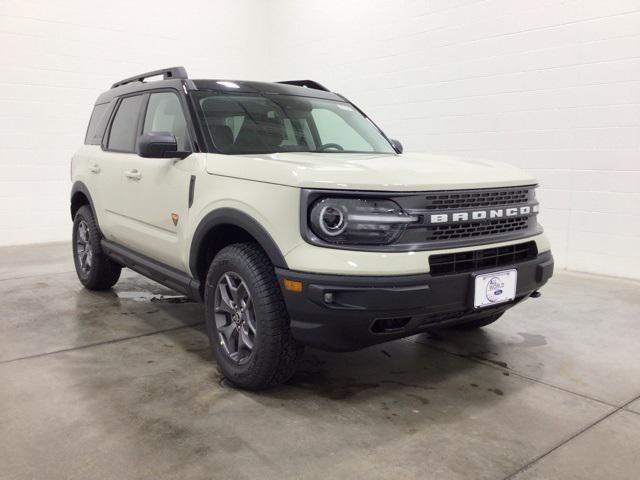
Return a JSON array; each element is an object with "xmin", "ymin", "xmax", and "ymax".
[{"xmin": 494, "ymin": 289, "xmax": 503, "ymax": 295}]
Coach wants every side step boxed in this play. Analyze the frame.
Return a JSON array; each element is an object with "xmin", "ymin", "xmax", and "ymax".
[{"xmin": 101, "ymin": 239, "xmax": 202, "ymax": 302}]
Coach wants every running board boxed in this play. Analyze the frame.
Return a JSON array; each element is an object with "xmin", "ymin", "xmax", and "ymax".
[{"xmin": 101, "ymin": 239, "xmax": 202, "ymax": 302}]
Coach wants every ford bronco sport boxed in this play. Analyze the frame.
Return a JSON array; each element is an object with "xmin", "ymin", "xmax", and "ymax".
[{"xmin": 71, "ymin": 67, "xmax": 554, "ymax": 389}]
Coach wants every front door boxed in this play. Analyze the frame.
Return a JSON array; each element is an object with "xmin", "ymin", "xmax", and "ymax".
[{"xmin": 113, "ymin": 91, "xmax": 195, "ymax": 270}]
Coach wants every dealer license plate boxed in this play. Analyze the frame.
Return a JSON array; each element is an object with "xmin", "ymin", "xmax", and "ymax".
[{"xmin": 473, "ymin": 269, "xmax": 517, "ymax": 308}]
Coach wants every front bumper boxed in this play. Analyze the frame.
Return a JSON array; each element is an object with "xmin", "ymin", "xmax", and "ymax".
[{"xmin": 276, "ymin": 251, "xmax": 553, "ymax": 351}]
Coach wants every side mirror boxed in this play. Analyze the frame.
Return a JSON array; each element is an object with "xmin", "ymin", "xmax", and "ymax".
[
  {"xmin": 138, "ymin": 132, "xmax": 190, "ymax": 159},
  {"xmin": 390, "ymin": 138, "xmax": 403, "ymax": 154}
]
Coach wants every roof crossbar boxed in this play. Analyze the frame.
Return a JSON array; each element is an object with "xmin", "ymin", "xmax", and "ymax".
[
  {"xmin": 277, "ymin": 80, "xmax": 330, "ymax": 92},
  {"xmin": 111, "ymin": 66, "xmax": 189, "ymax": 89}
]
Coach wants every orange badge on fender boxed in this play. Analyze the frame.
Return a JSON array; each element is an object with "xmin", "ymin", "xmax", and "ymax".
[{"xmin": 171, "ymin": 213, "xmax": 179, "ymax": 226}]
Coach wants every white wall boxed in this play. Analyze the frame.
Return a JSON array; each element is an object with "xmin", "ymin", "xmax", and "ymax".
[
  {"xmin": 268, "ymin": 0, "xmax": 640, "ymax": 279},
  {"xmin": 2, "ymin": 0, "xmax": 640, "ymax": 280},
  {"xmin": 0, "ymin": 0, "xmax": 269, "ymax": 246}
]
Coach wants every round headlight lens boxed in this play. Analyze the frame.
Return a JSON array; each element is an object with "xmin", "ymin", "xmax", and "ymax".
[{"xmin": 319, "ymin": 205, "xmax": 346, "ymax": 236}]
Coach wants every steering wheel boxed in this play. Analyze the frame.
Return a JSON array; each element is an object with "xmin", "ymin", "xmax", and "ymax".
[{"xmin": 319, "ymin": 143, "xmax": 344, "ymax": 151}]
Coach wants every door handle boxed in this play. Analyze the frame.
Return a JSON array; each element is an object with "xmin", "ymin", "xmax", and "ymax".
[
  {"xmin": 124, "ymin": 169, "xmax": 142, "ymax": 180},
  {"xmin": 89, "ymin": 164, "xmax": 101, "ymax": 174}
]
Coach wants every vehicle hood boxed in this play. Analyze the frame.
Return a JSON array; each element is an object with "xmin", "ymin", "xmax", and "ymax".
[{"xmin": 205, "ymin": 151, "xmax": 537, "ymax": 191}]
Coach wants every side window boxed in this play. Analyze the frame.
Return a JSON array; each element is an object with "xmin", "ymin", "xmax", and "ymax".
[
  {"xmin": 107, "ymin": 95, "xmax": 144, "ymax": 152},
  {"xmin": 84, "ymin": 103, "xmax": 109, "ymax": 145},
  {"xmin": 143, "ymin": 92, "xmax": 189, "ymax": 150}
]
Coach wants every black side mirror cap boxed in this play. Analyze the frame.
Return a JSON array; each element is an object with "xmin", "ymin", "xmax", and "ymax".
[
  {"xmin": 138, "ymin": 132, "xmax": 190, "ymax": 159},
  {"xmin": 390, "ymin": 138, "xmax": 403, "ymax": 154}
]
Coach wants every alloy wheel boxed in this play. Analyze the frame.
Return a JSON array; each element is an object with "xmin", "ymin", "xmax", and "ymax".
[
  {"xmin": 214, "ymin": 272, "xmax": 257, "ymax": 364},
  {"xmin": 75, "ymin": 220, "xmax": 93, "ymax": 274}
]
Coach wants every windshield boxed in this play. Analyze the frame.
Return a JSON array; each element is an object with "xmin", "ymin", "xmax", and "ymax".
[{"xmin": 193, "ymin": 92, "xmax": 395, "ymax": 155}]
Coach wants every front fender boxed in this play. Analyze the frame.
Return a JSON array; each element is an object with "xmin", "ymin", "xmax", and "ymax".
[{"xmin": 189, "ymin": 207, "xmax": 288, "ymax": 282}]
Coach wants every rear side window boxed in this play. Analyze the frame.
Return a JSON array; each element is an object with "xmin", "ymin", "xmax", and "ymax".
[
  {"xmin": 107, "ymin": 95, "xmax": 144, "ymax": 152},
  {"xmin": 84, "ymin": 103, "xmax": 109, "ymax": 145}
]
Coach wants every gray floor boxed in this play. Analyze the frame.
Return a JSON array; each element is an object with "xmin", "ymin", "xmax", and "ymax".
[{"xmin": 1, "ymin": 243, "xmax": 639, "ymax": 480}]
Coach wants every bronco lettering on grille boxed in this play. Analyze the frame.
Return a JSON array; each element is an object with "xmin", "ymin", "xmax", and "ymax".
[{"xmin": 429, "ymin": 204, "xmax": 539, "ymax": 224}]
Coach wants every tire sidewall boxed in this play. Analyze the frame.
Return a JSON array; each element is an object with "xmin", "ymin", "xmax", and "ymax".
[
  {"xmin": 204, "ymin": 247, "xmax": 281, "ymax": 386},
  {"xmin": 72, "ymin": 205, "xmax": 122, "ymax": 290},
  {"xmin": 72, "ymin": 206, "xmax": 99, "ymax": 285}
]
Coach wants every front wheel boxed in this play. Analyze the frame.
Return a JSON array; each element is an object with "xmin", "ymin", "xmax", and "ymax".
[{"xmin": 204, "ymin": 243, "xmax": 303, "ymax": 390}]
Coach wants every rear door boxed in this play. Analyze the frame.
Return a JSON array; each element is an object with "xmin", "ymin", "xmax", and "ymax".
[{"xmin": 98, "ymin": 93, "xmax": 147, "ymax": 244}]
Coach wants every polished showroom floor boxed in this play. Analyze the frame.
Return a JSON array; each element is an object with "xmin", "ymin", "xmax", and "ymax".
[{"xmin": 1, "ymin": 242, "xmax": 639, "ymax": 480}]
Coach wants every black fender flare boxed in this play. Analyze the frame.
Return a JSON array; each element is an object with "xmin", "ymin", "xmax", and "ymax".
[
  {"xmin": 189, "ymin": 208, "xmax": 289, "ymax": 280},
  {"xmin": 70, "ymin": 181, "xmax": 99, "ymax": 227}
]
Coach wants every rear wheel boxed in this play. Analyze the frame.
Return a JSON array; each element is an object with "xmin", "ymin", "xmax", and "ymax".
[
  {"xmin": 72, "ymin": 205, "xmax": 122, "ymax": 290},
  {"xmin": 204, "ymin": 242, "xmax": 303, "ymax": 390}
]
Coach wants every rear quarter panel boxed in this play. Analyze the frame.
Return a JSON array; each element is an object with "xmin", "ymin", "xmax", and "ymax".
[{"xmin": 71, "ymin": 145, "xmax": 106, "ymax": 225}]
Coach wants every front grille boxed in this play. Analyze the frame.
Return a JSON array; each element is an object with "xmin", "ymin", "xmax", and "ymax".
[
  {"xmin": 424, "ymin": 188, "xmax": 530, "ymax": 210},
  {"xmin": 403, "ymin": 185, "xmax": 540, "ymax": 246},
  {"xmin": 428, "ymin": 216, "xmax": 530, "ymax": 241},
  {"xmin": 429, "ymin": 241, "xmax": 538, "ymax": 276}
]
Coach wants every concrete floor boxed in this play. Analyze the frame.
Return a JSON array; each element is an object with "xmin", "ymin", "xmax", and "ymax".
[{"xmin": 1, "ymin": 243, "xmax": 639, "ymax": 480}]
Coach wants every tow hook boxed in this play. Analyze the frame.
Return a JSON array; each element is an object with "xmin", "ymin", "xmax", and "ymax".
[{"xmin": 530, "ymin": 290, "xmax": 542, "ymax": 298}]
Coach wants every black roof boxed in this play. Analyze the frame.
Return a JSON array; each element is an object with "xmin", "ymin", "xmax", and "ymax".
[
  {"xmin": 191, "ymin": 79, "xmax": 341, "ymax": 100},
  {"xmin": 95, "ymin": 66, "xmax": 342, "ymax": 104}
]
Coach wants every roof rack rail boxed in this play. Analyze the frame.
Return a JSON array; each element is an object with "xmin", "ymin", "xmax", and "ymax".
[
  {"xmin": 277, "ymin": 80, "xmax": 330, "ymax": 92},
  {"xmin": 111, "ymin": 66, "xmax": 189, "ymax": 89}
]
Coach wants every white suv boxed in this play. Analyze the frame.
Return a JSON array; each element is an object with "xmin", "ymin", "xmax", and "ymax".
[{"xmin": 71, "ymin": 67, "xmax": 554, "ymax": 389}]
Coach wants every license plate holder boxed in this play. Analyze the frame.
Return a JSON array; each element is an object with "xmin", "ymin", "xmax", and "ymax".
[{"xmin": 473, "ymin": 269, "xmax": 517, "ymax": 309}]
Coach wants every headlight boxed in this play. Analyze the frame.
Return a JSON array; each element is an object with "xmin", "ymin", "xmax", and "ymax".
[{"xmin": 309, "ymin": 198, "xmax": 418, "ymax": 245}]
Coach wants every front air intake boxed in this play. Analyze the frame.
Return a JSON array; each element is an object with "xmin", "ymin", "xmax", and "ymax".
[
  {"xmin": 429, "ymin": 241, "xmax": 538, "ymax": 276},
  {"xmin": 371, "ymin": 317, "xmax": 411, "ymax": 334}
]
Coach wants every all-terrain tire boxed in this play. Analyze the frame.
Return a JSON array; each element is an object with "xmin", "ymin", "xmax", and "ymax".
[
  {"xmin": 204, "ymin": 242, "xmax": 303, "ymax": 390},
  {"xmin": 72, "ymin": 205, "xmax": 122, "ymax": 290}
]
